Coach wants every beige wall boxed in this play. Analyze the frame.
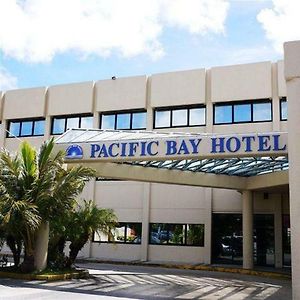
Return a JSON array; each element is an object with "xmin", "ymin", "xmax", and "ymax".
[
  {"xmin": 211, "ymin": 62, "xmax": 272, "ymax": 102},
  {"xmin": 95, "ymin": 181, "xmax": 143, "ymax": 222},
  {"xmin": 150, "ymin": 184, "xmax": 208, "ymax": 223},
  {"xmin": 91, "ymin": 244, "xmax": 141, "ymax": 261},
  {"xmin": 212, "ymin": 189, "xmax": 242, "ymax": 212},
  {"xmin": 3, "ymin": 87, "xmax": 46, "ymax": 119},
  {"xmin": 213, "ymin": 189, "xmax": 285, "ymax": 214},
  {"xmin": 150, "ymin": 69, "xmax": 206, "ymax": 107},
  {"xmin": 95, "ymin": 75, "xmax": 147, "ymax": 112},
  {"xmin": 212, "ymin": 122, "xmax": 273, "ymax": 134},
  {"xmin": 47, "ymin": 81, "xmax": 94, "ymax": 116},
  {"xmin": 148, "ymin": 245, "xmax": 205, "ymax": 263},
  {"xmin": 4, "ymin": 136, "xmax": 45, "ymax": 153}
]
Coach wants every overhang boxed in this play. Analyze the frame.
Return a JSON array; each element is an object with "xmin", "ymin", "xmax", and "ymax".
[{"xmin": 54, "ymin": 128, "xmax": 289, "ymax": 190}]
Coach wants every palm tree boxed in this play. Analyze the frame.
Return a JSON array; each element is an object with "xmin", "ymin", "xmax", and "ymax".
[
  {"xmin": 0, "ymin": 139, "xmax": 95, "ymax": 272},
  {"xmin": 65, "ymin": 200, "xmax": 117, "ymax": 267}
]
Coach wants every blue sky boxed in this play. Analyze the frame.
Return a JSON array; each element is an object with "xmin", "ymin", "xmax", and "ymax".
[{"xmin": 0, "ymin": 0, "xmax": 299, "ymax": 90}]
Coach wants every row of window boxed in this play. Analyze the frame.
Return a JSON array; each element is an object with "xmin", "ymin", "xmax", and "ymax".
[
  {"xmin": 52, "ymin": 115, "xmax": 94, "ymax": 135},
  {"xmin": 93, "ymin": 223, "xmax": 205, "ymax": 247},
  {"xmin": 155, "ymin": 106, "xmax": 206, "ymax": 128},
  {"xmin": 101, "ymin": 111, "xmax": 147, "ymax": 130},
  {"xmin": 214, "ymin": 101, "xmax": 272, "ymax": 124},
  {"xmin": 8, "ymin": 119, "xmax": 45, "ymax": 137},
  {"xmin": 6, "ymin": 99, "xmax": 288, "ymax": 137}
]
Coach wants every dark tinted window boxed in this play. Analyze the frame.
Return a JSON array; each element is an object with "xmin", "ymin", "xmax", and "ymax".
[
  {"xmin": 93, "ymin": 223, "xmax": 142, "ymax": 244},
  {"xmin": 149, "ymin": 223, "xmax": 204, "ymax": 246}
]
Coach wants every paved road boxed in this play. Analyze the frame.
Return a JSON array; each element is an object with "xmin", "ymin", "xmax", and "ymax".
[{"xmin": 0, "ymin": 263, "xmax": 292, "ymax": 299}]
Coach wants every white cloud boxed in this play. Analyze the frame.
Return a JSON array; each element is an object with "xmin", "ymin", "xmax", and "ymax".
[
  {"xmin": 0, "ymin": 67, "xmax": 18, "ymax": 91},
  {"xmin": 0, "ymin": 0, "xmax": 229, "ymax": 63},
  {"xmin": 257, "ymin": 0, "xmax": 300, "ymax": 53}
]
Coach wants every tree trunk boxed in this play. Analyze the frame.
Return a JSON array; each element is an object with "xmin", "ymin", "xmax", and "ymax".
[
  {"xmin": 6, "ymin": 235, "xmax": 22, "ymax": 267},
  {"xmin": 20, "ymin": 254, "xmax": 35, "ymax": 273},
  {"xmin": 57, "ymin": 236, "xmax": 66, "ymax": 253},
  {"xmin": 34, "ymin": 221, "xmax": 49, "ymax": 271},
  {"xmin": 66, "ymin": 238, "xmax": 88, "ymax": 268}
]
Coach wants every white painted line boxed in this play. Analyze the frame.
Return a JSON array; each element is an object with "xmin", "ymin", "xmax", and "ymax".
[
  {"xmin": 253, "ymin": 287, "xmax": 281, "ymax": 300},
  {"xmin": 198, "ymin": 286, "xmax": 238, "ymax": 299},
  {"xmin": 99, "ymin": 283, "xmax": 134, "ymax": 292},
  {"xmin": 176, "ymin": 285, "xmax": 216, "ymax": 299},
  {"xmin": 219, "ymin": 287, "xmax": 257, "ymax": 300}
]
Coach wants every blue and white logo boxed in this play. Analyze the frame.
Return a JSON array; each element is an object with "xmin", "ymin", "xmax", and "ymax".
[{"xmin": 65, "ymin": 144, "xmax": 83, "ymax": 159}]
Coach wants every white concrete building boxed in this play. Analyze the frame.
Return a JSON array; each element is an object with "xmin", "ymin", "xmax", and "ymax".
[
  {"xmin": 0, "ymin": 58, "xmax": 289, "ymax": 264},
  {"xmin": 3, "ymin": 41, "xmax": 300, "ymax": 297}
]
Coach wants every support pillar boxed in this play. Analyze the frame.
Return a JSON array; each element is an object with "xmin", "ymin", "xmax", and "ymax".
[
  {"xmin": 242, "ymin": 190, "xmax": 253, "ymax": 269},
  {"xmin": 204, "ymin": 188, "xmax": 212, "ymax": 264},
  {"xmin": 274, "ymin": 195, "xmax": 283, "ymax": 268},
  {"xmin": 141, "ymin": 183, "xmax": 151, "ymax": 261},
  {"xmin": 284, "ymin": 40, "xmax": 300, "ymax": 299}
]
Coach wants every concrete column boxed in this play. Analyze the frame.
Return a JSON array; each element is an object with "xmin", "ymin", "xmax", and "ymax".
[
  {"xmin": 205, "ymin": 69, "xmax": 213, "ymax": 133},
  {"xmin": 271, "ymin": 62, "xmax": 280, "ymax": 132},
  {"xmin": 274, "ymin": 194, "xmax": 283, "ymax": 268},
  {"xmin": 88, "ymin": 178, "xmax": 97, "ymax": 258},
  {"xmin": 43, "ymin": 88, "xmax": 51, "ymax": 141},
  {"xmin": 141, "ymin": 183, "xmax": 151, "ymax": 261},
  {"xmin": 0, "ymin": 120, "xmax": 7, "ymax": 148},
  {"xmin": 242, "ymin": 190, "xmax": 253, "ymax": 269},
  {"xmin": 204, "ymin": 188, "xmax": 212, "ymax": 264},
  {"xmin": 284, "ymin": 40, "xmax": 300, "ymax": 299},
  {"xmin": 146, "ymin": 76, "xmax": 153, "ymax": 131}
]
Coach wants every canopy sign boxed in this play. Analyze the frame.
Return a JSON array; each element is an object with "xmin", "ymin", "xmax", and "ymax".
[{"xmin": 54, "ymin": 130, "xmax": 288, "ymax": 163}]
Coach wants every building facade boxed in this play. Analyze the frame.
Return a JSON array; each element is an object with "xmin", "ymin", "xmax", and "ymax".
[{"xmin": 0, "ymin": 60, "xmax": 290, "ymax": 268}]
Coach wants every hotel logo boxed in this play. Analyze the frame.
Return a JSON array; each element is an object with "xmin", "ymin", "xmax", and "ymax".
[{"xmin": 65, "ymin": 144, "xmax": 83, "ymax": 159}]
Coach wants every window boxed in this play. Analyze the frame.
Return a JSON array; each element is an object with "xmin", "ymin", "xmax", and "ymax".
[
  {"xmin": 96, "ymin": 177, "xmax": 124, "ymax": 181},
  {"xmin": 280, "ymin": 97, "xmax": 287, "ymax": 121},
  {"xmin": 214, "ymin": 105, "xmax": 232, "ymax": 124},
  {"xmin": 253, "ymin": 102, "xmax": 272, "ymax": 122},
  {"xmin": 154, "ymin": 105, "xmax": 205, "ymax": 129},
  {"xmin": 93, "ymin": 222, "xmax": 142, "ymax": 244},
  {"xmin": 51, "ymin": 114, "xmax": 93, "ymax": 135},
  {"xmin": 100, "ymin": 110, "xmax": 146, "ymax": 130},
  {"xmin": 7, "ymin": 118, "xmax": 45, "ymax": 137},
  {"xmin": 214, "ymin": 99, "xmax": 272, "ymax": 125},
  {"xmin": 234, "ymin": 104, "xmax": 251, "ymax": 122},
  {"xmin": 149, "ymin": 223, "xmax": 204, "ymax": 246}
]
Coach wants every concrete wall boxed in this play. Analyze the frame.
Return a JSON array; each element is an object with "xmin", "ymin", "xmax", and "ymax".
[
  {"xmin": 3, "ymin": 87, "xmax": 46, "ymax": 119},
  {"xmin": 211, "ymin": 62, "xmax": 272, "ymax": 102},
  {"xmin": 150, "ymin": 69, "xmax": 206, "ymax": 107},
  {"xmin": 95, "ymin": 76, "xmax": 147, "ymax": 111},
  {"xmin": 47, "ymin": 81, "xmax": 94, "ymax": 116}
]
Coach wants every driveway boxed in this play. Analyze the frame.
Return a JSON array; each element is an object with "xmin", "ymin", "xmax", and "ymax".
[{"xmin": 0, "ymin": 262, "xmax": 292, "ymax": 299}]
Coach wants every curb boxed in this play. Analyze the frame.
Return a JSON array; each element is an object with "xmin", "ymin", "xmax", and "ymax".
[{"xmin": 0, "ymin": 269, "xmax": 89, "ymax": 281}]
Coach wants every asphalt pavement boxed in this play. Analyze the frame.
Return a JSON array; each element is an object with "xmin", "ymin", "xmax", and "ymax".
[{"xmin": 0, "ymin": 262, "xmax": 292, "ymax": 299}]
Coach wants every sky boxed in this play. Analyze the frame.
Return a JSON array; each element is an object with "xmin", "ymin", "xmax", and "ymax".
[{"xmin": 0, "ymin": 0, "xmax": 300, "ymax": 91}]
